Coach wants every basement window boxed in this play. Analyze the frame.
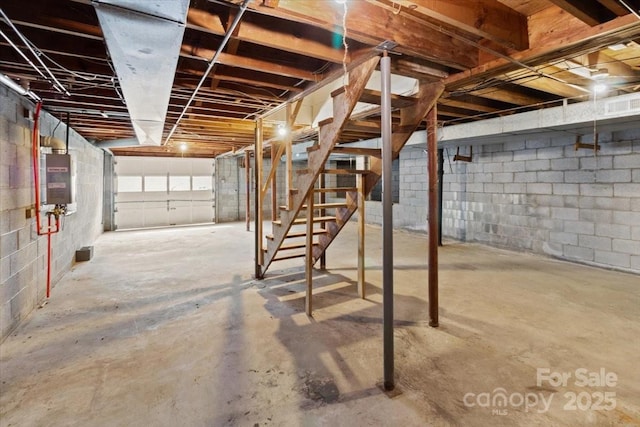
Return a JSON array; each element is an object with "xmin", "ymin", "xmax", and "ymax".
[{"xmin": 369, "ymin": 158, "xmax": 399, "ymax": 203}]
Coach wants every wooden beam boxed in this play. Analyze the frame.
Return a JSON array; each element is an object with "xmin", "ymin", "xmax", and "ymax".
[
  {"xmin": 187, "ymin": 8, "xmax": 345, "ymax": 64},
  {"xmin": 547, "ymin": 0, "xmax": 616, "ymax": 26},
  {"xmin": 249, "ymin": 0, "xmax": 478, "ymax": 69},
  {"xmin": 447, "ymin": 13, "xmax": 640, "ymax": 90},
  {"xmin": 387, "ymin": 0, "xmax": 529, "ymax": 50},
  {"xmin": 181, "ymin": 45, "xmax": 318, "ymax": 81}
]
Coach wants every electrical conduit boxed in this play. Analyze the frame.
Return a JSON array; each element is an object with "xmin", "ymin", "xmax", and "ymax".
[{"xmin": 31, "ymin": 101, "xmax": 61, "ymax": 298}]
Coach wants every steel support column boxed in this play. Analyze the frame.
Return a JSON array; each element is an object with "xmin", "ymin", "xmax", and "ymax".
[
  {"xmin": 381, "ymin": 52, "xmax": 394, "ymax": 391},
  {"xmin": 427, "ymin": 108, "xmax": 439, "ymax": 327}
]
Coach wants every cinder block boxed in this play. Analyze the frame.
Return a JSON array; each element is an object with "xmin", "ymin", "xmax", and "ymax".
[
  {"xmin": 613, "ymin": 154, "xmax": 640, "ymax": 169},
  {"xmin": 527, "ymin": 183, "xmax": 552, "ymax": 195},
  {"xmin": 550, "ymin": 231, "xmax": 578, "ymax": 245},
  {"xmin": 595, "ymin": 250, "xmax": 630, "ymax": 269},
  {"xmin": 631, "ymin": 255, "xmax": 640, "ymax": 271},
  {"xmin": 525, "ymin": 159, "xmax": 550, "ymax": 171},
  {"xmin": 536, "ymin": 146, "xmax": 564, "ymax": 160},
  {"xmin": 513, "ymin": 149, "xmax": 537, "ymax": 161},
  {"xmin": 564, "ymin": 220, "xmax": 595, "ymax": 235},
  {"xmin": 580, "ymin": 209, "xmax": 613, "ymax": 223},
  {"xmin": 596, "ymin": 223, "xmax": 631, "ymax": 239},
  {"xmin": 596, "ymin": 169, "xmax": 631, "ymax": 183},
  {"xmin": 526, "ymin": 139, "xmax": 551, "ymax": 149},
  {"xmin": 565, "ymin": 171, "xmax": 596, "ymax": 183},
  {"xmin": 580, "ymin": 156, "xmax": 613, "ymax": 170},
  {"xmin": 579, "ymin": 235, "xmax": 612, "ymax": 251},
  {"xmin": 614, "ymin": 183, "xmax": 640, "ymax": 198},
  {"xmin": 613, "ymin": 239, "xmax": 640, "ymax": 255},
  {"xmin": 484, "ymin": 183, "xmax": 503, "ymax": 193},
  {"xmin": 504, "ymin": 140, "xmax": 525, "ymax": 151},
  {"xmin": 580, "ymin": 183, "xmax": 613, "ymax": 197},
  {"xmin": 537, "ymin": 171, "xmax": 563, "ymax": 183},
  {"xmin": 505, "ymin": 183, "xmax": 526, "ymax": 193},
  {"xmin": 551, "ymin": 158, "xmax": 579, "ymax": 171},
  {"xmin": 553, "ymin": 183, "xmax": 579, "ymax": 195},
  {"xmin": 613, "ymin": 211, "xmax": 640, "ymax": 226},
  {"xmin": 493, "ymin": 172, "xmax": 513, "ymax": 183},
  {"xmin": 551, "ymin": 207, "xmax": 579, "ymax": 220},
  {"xmin": 564, "ymin": 245, "xmax": 594, "ymax": 261},
  {"xmin": 514, "ymin": 172, "xmax": 536, "ymax": 182}
]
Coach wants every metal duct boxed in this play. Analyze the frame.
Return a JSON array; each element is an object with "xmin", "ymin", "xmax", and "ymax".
[{"xmin": 94, "ymin": 0, "xmax": 189, "ymax": 146}]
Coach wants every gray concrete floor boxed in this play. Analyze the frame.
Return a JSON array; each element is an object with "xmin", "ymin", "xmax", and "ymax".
[{"xmin": 1, "ymin": 222, "xmax": 639, "ymax": 427}]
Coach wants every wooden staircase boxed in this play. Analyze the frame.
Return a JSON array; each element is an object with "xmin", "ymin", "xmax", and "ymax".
[{"xmin": 258, "ymin": 56, "xmax": 445, "ymax": 280}]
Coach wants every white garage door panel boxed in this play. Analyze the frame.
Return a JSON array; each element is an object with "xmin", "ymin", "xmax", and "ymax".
[{"xmin": 114, "ymin": 156, "xmax": 215, "ymax": 230}]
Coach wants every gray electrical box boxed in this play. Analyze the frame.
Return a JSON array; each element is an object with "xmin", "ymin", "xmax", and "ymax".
[{"xmin": 46, "ymin": 154, "xmax": 72, "ymax": 205}]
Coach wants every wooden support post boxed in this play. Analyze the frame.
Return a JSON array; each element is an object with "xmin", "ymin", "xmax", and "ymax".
[
  {"xmin": 285, "ymin": 102, "xmax": 293, "ymax": 209},
  {"xmin": 319, "ymin": 173, "xmax": 326, "ymax": 269},
  {"xmin": 245, "ymin": 150, "xmax": 251, "ymax": 232},
  {"xmin": 271, "ymin": 143, "xmax": 277, "ymax": 221},
  {"xmin": 305, "ymin": 189, "xmax": 314, "ymax": 316},
  {"xmin": 427, "ymin": 107, "xmax": 439, "ymax": 327},
  {"xmin": 256, "ymin": 118, "xmax": 264, "ymax": 271},
  {"xmin": 357, "ymin": 173, "xmax": 365, "ymax": 298}
]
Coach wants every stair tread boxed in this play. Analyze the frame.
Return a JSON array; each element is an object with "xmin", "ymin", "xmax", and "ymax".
[
  {"xmin": 314, "ymin": 187, "xmax": 357, "ymax": 193},
  {"xmin": 360, "ymin": 88, "xmax": 418, "ymax": 108},
  {"xmin": 264, "ymin": 242, "xmax": 318, "ymax": 252},
  {"xmin": 280, "ymin": 202, "xmax": 347, "ymax": 210},
  {"xmin": 332, "ymin": 146, "xmax": 382, "ymax": 157},
  {"xmin": 273, "ymin": 253, "xmax": 306, "ymax": 262},
  {"xmin": 323, "ymin": 168, "xmax": 370, "ymax": 174},
  {"xmin": 266, "ymin": 228, "xmax": 328, "ymax": 239}
]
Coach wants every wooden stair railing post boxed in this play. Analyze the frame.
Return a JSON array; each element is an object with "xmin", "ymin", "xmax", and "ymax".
[
  {"xmin": 305, "ymin": 188, "xmax": 314, "ymax": 316},
  {"xmin": 319, "ymin": 173, "xmax": 326, "ymax": 270},
  {"xmin": 357, "ymin": 173, "xmax": 365, "ymax": 298},
  {"xmin": 245, "ymin": 150, "xmax": 251, "ymax": 232},
  {"xmin": 271, "ymin": 142, "xmax": 277, "ymax": 221},
  {"xmin": 285, "ymin": 102, "xmax": 293, "ymax": 210}
]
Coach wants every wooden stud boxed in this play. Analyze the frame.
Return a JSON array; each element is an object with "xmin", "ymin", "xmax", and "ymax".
[
  {"xmin": 245, "ymin": 150, "xmax": 251, "ymax": 232},
  {"xmin": 319, "ymin": 173, "xmax": 326, "ymax": 270},
  {"xmin": 305, "ymin": 189, "xmax": 314, "ymax": 316},
  {"xmin": 285, "ymin": 102, "xmax": 293, "ymax": 210},
  {"xmin": 271, "ymin": 142, "xmax": 277, "ymax": 221},
  {"xmin": 357, "ymin": 173, "xmax": 365, "ymax": 298}
]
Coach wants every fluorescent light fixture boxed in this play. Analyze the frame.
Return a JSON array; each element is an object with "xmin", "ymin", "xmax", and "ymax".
[
  {"xmin": 100, "ymin": 111, "xmax": 109, "ymax": 118},
  {"xmin": 591, "ymin": 68, "xmax": 609, "ymax": 80},
  {"xmin": 335, "ymin": 0, "xmax": 346, "ymax": 3},
  {"xmin": 608, "ymin": 43, "xmax": 627, "ymax": 51},
  {"xmin": 593, "ymin": 83, "xmax": 607, "ymax": 94}
]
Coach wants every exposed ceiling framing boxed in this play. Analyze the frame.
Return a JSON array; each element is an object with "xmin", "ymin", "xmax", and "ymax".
[{"xmin": 1, "ymin": 0, "xmax": 639, "ymax": 157}]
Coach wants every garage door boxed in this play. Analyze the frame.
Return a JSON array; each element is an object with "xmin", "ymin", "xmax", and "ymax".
[{"xmin": 114, "ymin": 156, "xmax": 215, "ymax": 229}]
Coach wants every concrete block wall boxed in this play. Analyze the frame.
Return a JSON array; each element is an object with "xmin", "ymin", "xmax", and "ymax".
[
  {"xmin": 215, "ymin": 155, "xmax": 286, "ymax": 222},
  {"xmin": 441, "ymin": 130, "xmax": 639, "ymax": 273},
  {"xmin": 1, "ymin": 86, "xmax": 104, "ymax": 341},
  {"xmin": 361, "ymin": 131, "xmax": 639, "ymax": 273}
]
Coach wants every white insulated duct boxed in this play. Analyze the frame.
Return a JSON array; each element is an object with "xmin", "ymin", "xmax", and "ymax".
[{"xmin": 94, "ymin": 0, "xmax": 189, "ymax": 146}]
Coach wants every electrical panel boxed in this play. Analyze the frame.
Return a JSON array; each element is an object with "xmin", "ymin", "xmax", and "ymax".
[{"xmin": 45, "ymin": 154, "xmax": 72, "ymax": 205}]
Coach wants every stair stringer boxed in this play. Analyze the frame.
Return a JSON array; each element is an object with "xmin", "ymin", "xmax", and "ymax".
[
  {"xmin": 261, "ymin": 56, "xmax": 381, "ymax": 276},
  {"xmin": 312, "ymin": 81, "xmax": 446, "ymax": 261}
]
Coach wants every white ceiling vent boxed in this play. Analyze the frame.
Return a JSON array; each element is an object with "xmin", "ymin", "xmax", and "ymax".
[
  {"xmin": 604, "ymin": 93, "xmax": 640, "ymax": 116},
  {"xmin": 94, "ymin": 0, "xmax": 189, "ymax": 146}
]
